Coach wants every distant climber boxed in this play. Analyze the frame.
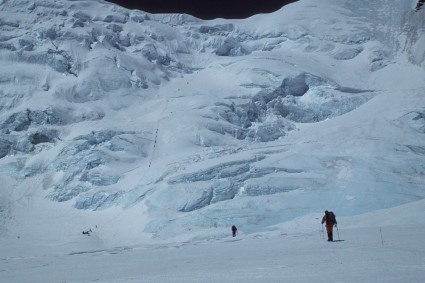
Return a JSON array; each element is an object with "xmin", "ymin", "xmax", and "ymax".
[
  {"xmin": 231, "ymin": 225, "xmax": 238, "ymax": 237},
  {"xmin": 321, "ymin": 211, "xmax": 337, "ymax": 241}
]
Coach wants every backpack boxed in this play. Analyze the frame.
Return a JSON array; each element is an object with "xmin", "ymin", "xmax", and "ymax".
[{"xmin": 328, "ymin": 211, "xmax": 336, "ymax": 225}]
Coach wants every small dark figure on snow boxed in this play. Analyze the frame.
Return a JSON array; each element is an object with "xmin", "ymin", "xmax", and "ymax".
[
  {"xmin": 321, "ymin": 211, "xmax": 337, "ymax": 241},
  {"xmin": 231, "ymin": 225, "xmax": 237, "ymax": 237}
]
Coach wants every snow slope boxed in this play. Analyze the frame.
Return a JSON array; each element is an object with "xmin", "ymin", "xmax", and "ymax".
[{"xmin": 0, "ymin": 0, "xmax": 424, "ymax": 280}]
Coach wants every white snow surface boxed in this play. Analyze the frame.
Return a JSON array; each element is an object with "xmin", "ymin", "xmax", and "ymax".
[{"xmin": 0, "ymin": 0, "xmax": 425, "ymax": 281}]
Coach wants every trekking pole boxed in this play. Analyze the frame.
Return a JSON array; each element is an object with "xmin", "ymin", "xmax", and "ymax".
[
  {"xmin": 321, "ymin": 224, "xmax": 325, "ymax": 241},
  {"xmin": 336, "ymin": 225, "xmax": 340, "ymax": 241}
]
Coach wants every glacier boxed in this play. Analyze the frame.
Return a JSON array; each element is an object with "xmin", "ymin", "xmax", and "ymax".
[{"xmin": 0, "ymin": 0, "xmax": 424, "ymax": 247}]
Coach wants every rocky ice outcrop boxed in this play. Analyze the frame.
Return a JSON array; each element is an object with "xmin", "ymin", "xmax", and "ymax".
[
  {"xmin": 0, "ymin": 107, "xmax": 104, "ymax": 158},
  {"xmin": 215, "ymin": 37, "xmax": 251, "ymax": 56},
  {"xmin": 168, "ymin": 156, "xmax": 303, "ymax": 212},
  {"xmin": 204, "ymin": 73, "xmax": 374, "ymax": 143},
  {"xmin": 394, "ymin": 111, "xmax": 425, "ymax": 133}
]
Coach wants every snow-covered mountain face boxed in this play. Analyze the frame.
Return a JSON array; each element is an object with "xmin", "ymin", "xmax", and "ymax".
[{"xmin": 0, "ymin": 0, "xmax": 424, "ymax": 243}]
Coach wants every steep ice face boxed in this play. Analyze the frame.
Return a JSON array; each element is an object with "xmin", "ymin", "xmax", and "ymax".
[
  {"xmin": 0, "ymin": 0, "xmax": 424, "ymax": 241},
  {"xmin": 342, "ymin": 0, "xmax": 425, "ymax": 66}
]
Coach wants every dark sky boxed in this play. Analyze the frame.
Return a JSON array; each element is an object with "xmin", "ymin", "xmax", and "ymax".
[{"xmin": 107, "ymin": 0, "xmax": 299, "ymax": 20}]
